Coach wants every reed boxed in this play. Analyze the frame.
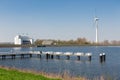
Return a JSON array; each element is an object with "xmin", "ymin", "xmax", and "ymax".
[{"xmin": 0, "ymin": 65, "xmax": 113, "ymax": 80}]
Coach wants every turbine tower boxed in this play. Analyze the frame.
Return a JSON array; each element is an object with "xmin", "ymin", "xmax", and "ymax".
[{"xmin": 94, "ymin": 17, "xmax": 99, "ymax": 43}]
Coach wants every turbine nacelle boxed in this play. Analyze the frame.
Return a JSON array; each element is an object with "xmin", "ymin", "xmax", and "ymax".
[{"xmin": 94, "ymin": 17, "xmax": 99, "ymax": 22}]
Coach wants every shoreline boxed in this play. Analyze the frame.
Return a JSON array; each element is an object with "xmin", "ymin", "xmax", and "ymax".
[
  {"xmin": 0, "ymin": 65, "xmax": 113, "ymax": 80},
  {"xmin": 0, "ymin": 44, "xmax": 120, "ymax": 48},
  {"xmin": 0, "ymin": 65, "xmax": 86, "ymax": 80}
]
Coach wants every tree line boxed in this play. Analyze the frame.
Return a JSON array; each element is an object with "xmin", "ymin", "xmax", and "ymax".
[
  {"xmin": 35, "ymin": 37, "xmax": 120, "ymax": 46},
  {"xmin": 35, "ymin": 38, "xmax": 90, "ymax": 45}
]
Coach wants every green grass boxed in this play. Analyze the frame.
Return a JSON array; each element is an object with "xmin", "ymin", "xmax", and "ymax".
[{"xmin": 0, "ymin": 68, "xmax": 61, "ymax": 80}]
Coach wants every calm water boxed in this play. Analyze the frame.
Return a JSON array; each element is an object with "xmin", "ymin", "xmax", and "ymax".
[{"xmin": 0, "ymin": 46, "xmax": 120, "ymax": 79}]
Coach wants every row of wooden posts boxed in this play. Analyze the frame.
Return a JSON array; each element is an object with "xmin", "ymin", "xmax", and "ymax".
[
  {"xmin": 45, "ymin": 53, "xmax": 92, "ymax": 61},
  {"xmin": 0, "ymin": 54, "xmax": 32, "ymax": 59},
  {"xmin": 0, "ymin": 51, "xmax": 106, "ymax": 62}
]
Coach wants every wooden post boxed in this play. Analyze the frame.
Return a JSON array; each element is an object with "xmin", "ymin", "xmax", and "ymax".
[
  {"xmin": 46, "ymin": 53, "xmax": 49, "ymax": 59},
  {"xmin": 88, "ymin": 55, "xmax": 92, "ymax": 61},
  {"xmin": 2, "ymin": 55, "xmax": 6, "ymax": 60},
  {"xmin": 99, "ymin": 53, "xmax": 103, "ymax": 63},
  {"xmin": 39, "ymin": 54, "xmax": 41, "ymax": 58},
  {"xmin": 66, "ymin": 55, "xmax": 70, "ymax": 60},
  {"xmin": 12, "ymin": 55, "xmax": 15, "ymax": 59},
  {"xmin": 102, "ymin": 53, "xmax": 106, "ymax": 62},
  {"xmin": 77, "ymin": 56, "xmax": 80, "ymax": 60},
  {"xmin": 21, "ymin": 54, "xmax": 24, "ymax": 59},
  {"xmin": 30, "ymin": 54, "xmax": 32, "ymax": 58},
  {"xmin": 51, "ymin": 55, "xmax": 54, "ymax": 59}
]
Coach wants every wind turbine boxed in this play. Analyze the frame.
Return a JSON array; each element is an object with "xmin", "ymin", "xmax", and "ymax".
[{"xmin": 94, "ymin": 16, "xmax": 99, "ymax": 43}]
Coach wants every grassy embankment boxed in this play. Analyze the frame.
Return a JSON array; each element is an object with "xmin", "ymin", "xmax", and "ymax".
[
  {"xmin": 0, "ymin": 67, "xmax": 60, "ymax": 80},
  {"xmin": 0, "ymin": 67, "xmax": 111, "ymax": 80},
  {"xmin": 0, "ymin": 66, "xmax": 87, "ymax": 80}
]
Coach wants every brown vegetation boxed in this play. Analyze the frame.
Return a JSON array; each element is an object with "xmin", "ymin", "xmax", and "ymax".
[
  {"xmin": 35, "ymin": 37, "xmax": 120, "ymax": 46},
  {"xmin": 0, "ymin": 65, "xmax": 112, "ymax": 80},
  {"xmin": 0, "ymin": 65, "xmax": 87, "ymax": 80}
]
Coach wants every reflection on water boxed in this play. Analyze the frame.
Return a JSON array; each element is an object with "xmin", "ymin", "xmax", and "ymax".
[{"xmin": 0, "ymin": 46, "xmax": 120, "ymax": 79}]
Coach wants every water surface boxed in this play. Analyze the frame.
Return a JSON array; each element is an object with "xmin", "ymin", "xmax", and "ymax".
[{"xmin": 0, "ymin": 46, "xmax": 120, "ymax": 79}]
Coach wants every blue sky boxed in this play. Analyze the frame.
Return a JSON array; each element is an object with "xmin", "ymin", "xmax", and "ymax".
[{"xmin": 0, "ymin": 0, "xmax": 120, "ymax": 42}]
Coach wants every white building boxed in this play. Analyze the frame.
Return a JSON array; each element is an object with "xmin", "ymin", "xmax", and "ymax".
[{"xmin": 14, "ymin": 35, "xmax": 34, "ymax": 45}]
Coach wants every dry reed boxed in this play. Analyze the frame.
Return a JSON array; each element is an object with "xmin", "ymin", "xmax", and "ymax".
[{"xmin": 0, "ymin": 65, "xmax": 111, "ymax": 80}]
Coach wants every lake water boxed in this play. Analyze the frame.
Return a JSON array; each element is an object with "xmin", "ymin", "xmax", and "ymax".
[{"xmin": 0, "ymin": 46, "xmax": 120, "ymax": 79}]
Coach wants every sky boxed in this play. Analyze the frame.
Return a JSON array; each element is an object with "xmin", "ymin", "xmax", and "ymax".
[{"xmin": 0, "ymin": 0, "xmax": 120, "ymax": 42}]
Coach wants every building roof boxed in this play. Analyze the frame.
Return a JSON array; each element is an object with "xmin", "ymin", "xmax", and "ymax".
[{"xmin": 42, "ymin": 40, "xmax": 54, "ymax": 45}]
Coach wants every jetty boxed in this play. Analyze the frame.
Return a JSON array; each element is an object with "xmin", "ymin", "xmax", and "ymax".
[{"xmin": 0, "ymin": 51, "xmax": 93, "ymax": 61}]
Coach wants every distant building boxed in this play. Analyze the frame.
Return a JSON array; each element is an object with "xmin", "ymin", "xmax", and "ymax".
[
  {"xmin": 42, "ymin": 40, "xmax": 55, "ymax": 45},
  {"xmin": 14, "ymin": 35, "xmax": 34, "ymax": 45}
]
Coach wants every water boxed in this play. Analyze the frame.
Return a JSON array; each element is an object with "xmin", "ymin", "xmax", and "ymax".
[{"xmin": 0, "ymin": 46, "xmax": 120, "ymax": 79}]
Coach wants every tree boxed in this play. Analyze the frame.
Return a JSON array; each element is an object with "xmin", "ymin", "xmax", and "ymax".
[
  {"xmin": 103, "ymin": 40, "xmax": 109, "ymax": 45},
  {"xmin": 76, "ymin": 37, "xmax": 88, "ymax": 44},
  {"xmin": 35, "ymin": 39, "xmax": 43, "ymax": 45}
]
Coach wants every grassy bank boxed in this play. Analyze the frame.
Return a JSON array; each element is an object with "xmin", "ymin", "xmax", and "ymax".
[
  {"xmin": 0, "ymin": 66, "xmax": 112, "ymax": 80},
  {"xmin": 0, "ymin": 66, "xmax": 87, "ymax": 80},
  {"xmin": 0, "ymin": 67, "xmax": 60, "ymax": 80}
]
